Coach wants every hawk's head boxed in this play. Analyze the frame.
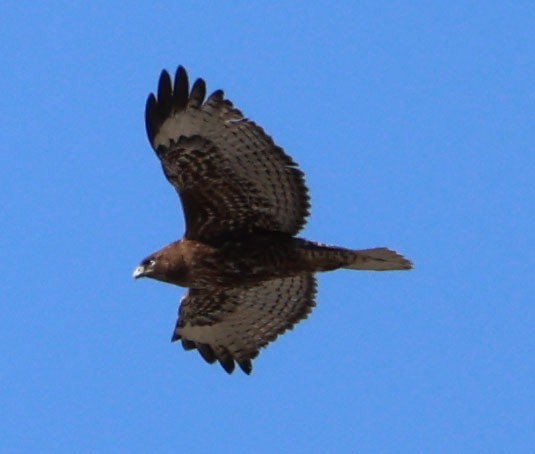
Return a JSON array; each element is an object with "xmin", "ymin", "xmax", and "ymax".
[
  {"xmin": 133, "ymin": 241, "xmax": 189, "ymax": 286},
  {"xmin": 132, "ymin": 255, "xmax": 159, "ymax": 280}
]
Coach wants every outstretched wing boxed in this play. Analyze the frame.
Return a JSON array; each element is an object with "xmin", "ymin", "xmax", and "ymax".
[
  {"xmin": 145, "ymin": 66, "xmax": 310, "ymax": 241},
  {"xmin": 172, "ymin": 274, "xmax": 317, "ymax": 374}
]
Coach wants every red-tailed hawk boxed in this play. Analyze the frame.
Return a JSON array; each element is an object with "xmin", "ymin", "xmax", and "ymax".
[{"xmin": 133, "ymin": 66, "xmax": 412, "ymax": 374}]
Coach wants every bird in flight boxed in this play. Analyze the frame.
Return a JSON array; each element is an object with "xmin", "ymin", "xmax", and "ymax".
[{"xmin": 133, "ymin": 66, "xmax": 412, "ymax": 375}]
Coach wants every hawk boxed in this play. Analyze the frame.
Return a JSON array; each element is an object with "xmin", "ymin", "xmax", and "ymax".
[{"xmin": 133, "ymin": 66, "xmax": 412, "ymax": 375}]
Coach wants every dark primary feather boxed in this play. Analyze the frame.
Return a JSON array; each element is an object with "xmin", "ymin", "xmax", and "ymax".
[
  {"xmin": 145, "ymin": 66, "xmax": 310, "ymax": 242},
  {"xmin": 157, "ymin": 71, "xmax": 173, "ymax": 114},
  {"xmin": 171, "ymin": 274, "xmax": 317, "ymax": 374},
  {"xmin": 172, "ymin": 67, "xmax": 189, "ymax": 110},
  {"xmin": 197, "ymin": 343, "xmax": 217, "ymax": 364},
  {"xmin": 188, "ymin": 78, "xmax": 206, "ymax": 107}
]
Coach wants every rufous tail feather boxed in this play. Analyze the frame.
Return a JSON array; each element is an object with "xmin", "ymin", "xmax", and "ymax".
[{"xmin": 342, "ymin": 247, "xmax": 412, "ymax": 271}]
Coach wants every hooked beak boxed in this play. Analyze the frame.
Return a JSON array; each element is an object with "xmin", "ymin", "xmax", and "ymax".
[{"xmin": 132, "ymin": 265, "xmax": 146, "ymax": 279}]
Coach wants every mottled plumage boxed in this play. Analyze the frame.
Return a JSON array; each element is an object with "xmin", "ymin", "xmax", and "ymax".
[
  {"xmin": 134, "ymin": 66, "xmax": 412, "ymax": 374},
  {"xmin": 145, "ymin": 67, "xmax": 309, "ymax": 241}
]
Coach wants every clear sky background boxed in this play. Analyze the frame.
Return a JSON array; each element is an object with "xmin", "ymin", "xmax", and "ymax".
[{"xmin": 2, "ymin": 1, "xmax": 534, "ymax": 452}]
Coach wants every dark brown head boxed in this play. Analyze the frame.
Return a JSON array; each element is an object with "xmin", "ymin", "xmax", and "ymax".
[{"xmin": 133, "ymin": 242, "xmax": 189, "ymax": 286}]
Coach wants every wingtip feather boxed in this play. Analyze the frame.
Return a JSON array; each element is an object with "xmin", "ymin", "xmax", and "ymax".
[
  {"xmin": 189, "ymin": 78, "xmax": 206, "ymax": 107},
  {"xmin": 145, "ymin": 93, "xmax": 159, "ymax": 145},
  {"xmin": 219, "ymin": 357, "xmax": 235, "ymax": 374},
  {"xmin": 238, "ymin": 360, "xmax": 253, "ymax": 375},
  {"xmin": 157, "ymin": 70, "xmax": 172, "ymax": 102},
  {"xmin": 173, "ymin": 66, "xmax": 189, "ymax": 110}
]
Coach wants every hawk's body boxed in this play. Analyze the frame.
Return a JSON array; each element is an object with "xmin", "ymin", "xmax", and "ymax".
[{"xmin": 134, "ymin": 66, "xmax": 412, "ymax": 374}]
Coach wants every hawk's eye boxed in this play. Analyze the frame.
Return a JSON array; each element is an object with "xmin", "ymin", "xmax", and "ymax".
[{"xmin": 144, "ymin": 258, "xmax": 156, "ymax": 267}]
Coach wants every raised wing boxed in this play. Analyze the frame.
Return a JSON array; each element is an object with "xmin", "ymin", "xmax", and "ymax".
[
  {"xmin": 145, "ymin": 66, "xmax": 310, "ymax": 241},
  {"xmin": 172, "ymin": 274, "xmax": 317, "ymax": 374}
]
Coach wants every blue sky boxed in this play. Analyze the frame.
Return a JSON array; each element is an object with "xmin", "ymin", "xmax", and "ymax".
[{"xmin": 2, "ymin": 1, "xmax": 534, "ymax": 452}]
